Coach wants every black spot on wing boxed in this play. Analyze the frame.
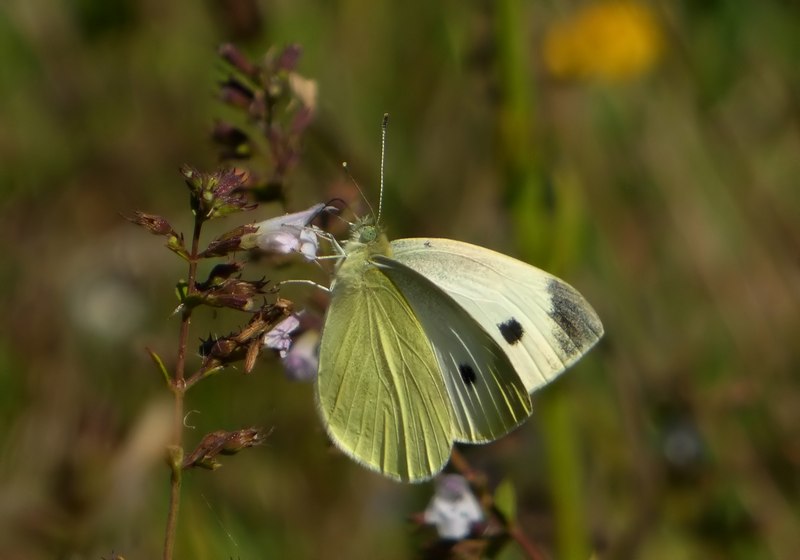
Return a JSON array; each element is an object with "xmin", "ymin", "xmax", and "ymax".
[
  {"xmin": 498, "ymin": 318, "xmax": 524, "ymax": 344},
  {"xmin": 547, "ymin": 279, "xmax": 602, "ymax": 356},
  {"xmin": 459, "ymin": 364, "xmax": 476, "ymax": 386}
]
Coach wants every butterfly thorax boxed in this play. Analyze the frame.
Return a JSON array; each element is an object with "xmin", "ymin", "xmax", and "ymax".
[{"xmin": 331, "ymin": 221, "xmax": 392, "ymax": 291}]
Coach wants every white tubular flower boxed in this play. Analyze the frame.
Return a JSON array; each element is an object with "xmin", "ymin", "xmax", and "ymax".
[
  {"xmin": 281, "ymin": 329, "xmax": 320, "ymax": 382},
  {"xmin": 263, "ymin": 314, "xmax": 301, "ymax": 358},
  {"xmin": 241, "ymin": 203, "xmax": 330, "ymax": 260},
  {"xmin": 424, "ymin": 475, "xmax": 484, "ymax": 540}
]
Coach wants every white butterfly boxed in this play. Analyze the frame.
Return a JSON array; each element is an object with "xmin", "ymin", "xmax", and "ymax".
[{"xmin": 314, "ymin": 117, "xmax": 603, "ymax": 482}]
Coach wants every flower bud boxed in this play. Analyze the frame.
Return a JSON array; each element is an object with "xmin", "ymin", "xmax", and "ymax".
[
  {"xmin": 219, "ymin": 77, "xmax": 255, "ymax": 109},
  {"xmin": 201, "ymin": 224, "xmax": 258, "ymax": 258},
  {"xmin": 218, "ymin": 43, "xmax": 257, "ymax": 76},
  {"xmin": 274, "ymin": 44, "xmax": 303, "ymax": 73},
  {"xmin": 181, "ymin": 167, "xmax": 256, "ymax": 221},
  {"xmin": 203, "ymin": 277, "xmax": 269, "ymax": 311},
  {"xmin": 125, "ymin": 211, "xmax": 175, "ymax": 236},
  {"xmin": 183, "ymin": 428, "xmax": 267, "ymax": 470}
]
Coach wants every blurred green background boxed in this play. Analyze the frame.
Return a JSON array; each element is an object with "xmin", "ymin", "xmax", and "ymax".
[{"xmin": 1, "ymin": 0, "xmax": 799, "ymax": 558}]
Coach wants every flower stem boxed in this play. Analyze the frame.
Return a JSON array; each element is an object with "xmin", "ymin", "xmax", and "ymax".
[
  {"xmin": 162, "ymin": 217, "xmax": 203, "ymax": 560},
  {"xmin": 162, "ymin": 444, "xmax": 183, "ymax": 560},
  {"xmin": 509, "ymin": 525, "xmax": 547, "ymax": 560}
]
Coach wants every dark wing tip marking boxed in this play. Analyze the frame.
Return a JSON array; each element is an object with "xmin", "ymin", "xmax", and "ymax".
[
  {"xmin": 546, "ymin": 279, "xmax": 603, "ymax": 356},
  {"xmin": 459, "ymin": 364, "xmax": 477, "ymax": 386},
  {"xmin": 498, "ymin": 318, "xmax": 524, "ymax": 344}
]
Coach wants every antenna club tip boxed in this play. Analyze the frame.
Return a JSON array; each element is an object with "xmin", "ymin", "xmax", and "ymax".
[
  {"xmin": 341, "ymin": 161, "xmax": 348, "ymax": 169},
  {"xmin": 382, "ymin": 113, "xmax": 389, "ymax": 127}
]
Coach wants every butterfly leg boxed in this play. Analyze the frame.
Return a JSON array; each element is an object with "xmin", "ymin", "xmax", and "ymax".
[
  {"xmin": 277, "ymin": 279, "xmax": 331, "ymax": 293},
  {"xmin": 310, "ymin": 228, "xmax": 346, "ymax": 256}
]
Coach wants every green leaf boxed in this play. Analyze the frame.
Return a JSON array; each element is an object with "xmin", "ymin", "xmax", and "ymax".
[
  {"xmin": 494, "ymin": 478, "xmax": 517, "ymax": 524},
  {"xmin": 146, "ymin": 347, "xmax": 171, "ymax": 387}
]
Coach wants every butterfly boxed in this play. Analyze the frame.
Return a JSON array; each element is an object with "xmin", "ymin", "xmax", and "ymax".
[{"xmin": 315, "ymin": 118, "xmax": 603, "ymax": 482}]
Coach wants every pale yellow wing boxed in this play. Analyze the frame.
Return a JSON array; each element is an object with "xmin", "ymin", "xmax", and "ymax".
[
  {"xmin": 316, "ymin": 265, "xmax": 454, "ymax": 482},
  {"xmin": 389, "ymin": 238, "xmax": 604, "ymax": 393}
]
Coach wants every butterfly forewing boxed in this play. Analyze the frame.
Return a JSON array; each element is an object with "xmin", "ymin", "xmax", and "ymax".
[
  {"xmin": 317, "ymin": 257, "xmax": 453, "ymax": 482},
  {"xmin": 389, "ymin": 238, "xmax": 604, "ymax": 393},
  {"xmin": 374, "ymin": 256, "xmax": 533, "ymax": 443}
]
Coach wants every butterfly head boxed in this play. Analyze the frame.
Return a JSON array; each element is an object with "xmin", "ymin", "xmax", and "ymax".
[
  {"xmin": 358, "ymin": 224, "xmax": 380, "ymax": 244},
  {"xmin": 351, "ymin": 216, "xmax": 381, "ymax": 244},
  {"xmin": 346, "ymin": 216, "xmax": 390, "ymax": 258}
]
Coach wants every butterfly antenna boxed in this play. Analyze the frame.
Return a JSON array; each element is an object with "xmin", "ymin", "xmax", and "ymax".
[
  {"xmin": 341, "ymin": 162, "xmax": 376, "ymax": 222},
  {"xmin": 377, "ymin": 112, "xmax": 389, "ymax": 225}
]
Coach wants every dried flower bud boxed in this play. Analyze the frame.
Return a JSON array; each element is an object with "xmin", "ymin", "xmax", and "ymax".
[
  {"xmin": 219, "ymin": 77, "xmax": 255, "ymax": 109},
  {"xmin": 274, "ymin": 44, "xmax": 303, "ymax": 73},
  {"xmin": 219, "ymin": 427, "xmax": 265, "ymax": 454},
  {"xmin": 183, "ymin": 428, "xmax": 267, "ymax": 470},
  {"xmin": 243, "ymin": 339, "xmax": 261, "ymax": 374},
  {"xmin": 125, "ymin": 212, "xmax": 187, "ymax": 258},
  {"xmin": 213, "ymin": 168, "xmax": 247, "ymax": 198},
  {"xmin": 198, "ymin": 301, "xmax": 294, "ymax": 373},
  {"xmin": 424, "ymin": 475, "xmax": 484, "ymax": 540},
  {"xmin": 218, "ymin": 43, "xmax": 257, "ymax": 76},
  {"xmin": 181, "ymin": 166, "xmax": 256, "ymax": 221},
  {"xmin": 214, "ymin": 43, "xmax": 317, "ymax": 193},
  {"xmin": 199, "ymin": 336, "xmax": 239, "ymax": 362},
  {"xmin": 198, "ymin": 263, "xmax": 245, "ymax": 288},
  {"xmin": 201, "ymin": 224, "xmax": 258, "ymax": 258},
  {"xmin": 203, "ymin": 277, "xmax": 269, "ymax": 311},
  {"xmin": 125, "ymin": 211, "xmax": 175, "ymax": 236}
]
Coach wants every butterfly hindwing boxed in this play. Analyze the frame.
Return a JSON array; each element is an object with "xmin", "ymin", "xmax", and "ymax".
[
  {"xmin": 374, "ymin": 256, "xmax": 533, "ymax": 443},
  {"xmin": 389, "ymin": 238, "xmax": 604, "ymax": 393},
  {"xmin": 317, "ymin": 254, "xmax": 453, "ymax": 482}
]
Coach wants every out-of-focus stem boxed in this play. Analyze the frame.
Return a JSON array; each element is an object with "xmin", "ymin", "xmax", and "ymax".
[{"xmin": 493, "ymin": 1, "xmax": 590, "ymax": 559}]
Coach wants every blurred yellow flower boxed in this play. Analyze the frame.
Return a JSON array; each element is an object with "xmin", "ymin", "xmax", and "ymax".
[{"xmin": 543, "ymin": 1, "xmax": 663, "ymax": 82}]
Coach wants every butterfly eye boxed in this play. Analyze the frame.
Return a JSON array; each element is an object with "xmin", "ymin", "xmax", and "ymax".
[{"xmin": 359, "ymin": 226, "xmax": 378, "ymax": 243}]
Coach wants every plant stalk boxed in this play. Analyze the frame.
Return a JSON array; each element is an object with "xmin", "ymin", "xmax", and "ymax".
[{"xmin": 162, "ymin": 217, "xmax": 203, "ymax": 560}]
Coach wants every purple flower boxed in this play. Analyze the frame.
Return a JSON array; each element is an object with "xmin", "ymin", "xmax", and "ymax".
[
  {"xmin": 241, "ymin": 203, "xmax": 330, "ymax": 260},
  {"xmin": 262, "ymin": 314, "xmax": 301, "ymax": 357},
  {"xmin": 424, "ymin": 475, "xmax": 484, "ymax": 540},
  {"xmin": 281, "ymin": 329, "xmax": 319, "ymax": 382}
]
